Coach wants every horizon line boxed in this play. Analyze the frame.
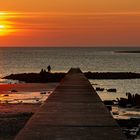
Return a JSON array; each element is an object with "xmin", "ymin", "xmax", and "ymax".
[{"xmin": 0, "ymin": 45, "xmax": 140, "ymax": 48}]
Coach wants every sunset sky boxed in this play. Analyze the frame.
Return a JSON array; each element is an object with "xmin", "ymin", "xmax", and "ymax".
[{"xmin": 0, "ymin": 0, "xmax": 140, "ymax": 47}]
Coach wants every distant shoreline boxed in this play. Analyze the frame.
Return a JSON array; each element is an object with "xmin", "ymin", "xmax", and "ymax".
[
  {"xmin": 115, "ymin": 51, "xmax": 140, "ymax": 53},
  {"xmin": 3, "ymin": 71, "xmax": 140, "ymax": 83}
]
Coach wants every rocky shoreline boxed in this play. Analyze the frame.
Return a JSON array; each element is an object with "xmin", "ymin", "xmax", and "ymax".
[
  {"xmin": 115, "ymin": 51, "xmax": 140, "ymax": 53},
  {"xmin": 3, "ymin": 70, "xmax": 140, "ymax": 83}
]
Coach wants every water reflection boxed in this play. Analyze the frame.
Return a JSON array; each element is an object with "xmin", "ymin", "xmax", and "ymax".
[
  {"xmin": 0, "ymin": 91, "xmax": 52, "ymax": 104},
  {"xmin": 0, "ymin": 83, "xmax": 57, "ymax": 103}
]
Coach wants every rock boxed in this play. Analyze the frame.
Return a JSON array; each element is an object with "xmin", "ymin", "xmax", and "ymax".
[
  {"xmin": 106, "ymin": 105, "xmax": 112, "ymax": 111},
  {"xmin": 96, "ymin": 87, "xmax": 104, "ymax": 91},
  {"xmin": 40, "ymin": 92, "xmax": 46, "ymax": 94},
  {"xmin": 3, "ymin": 94, "xmax": 9, "ymax": 97},
  {"xmin": 107, "ymin": 88, "xmax": 117, "ymax": 92},
  {"xmin": 11, "ymin": 90, "xmax": 18, "ymax": 92},
  {"xmin": 104, "ymin": 100, "xmax": 114, "ymax": 105}
]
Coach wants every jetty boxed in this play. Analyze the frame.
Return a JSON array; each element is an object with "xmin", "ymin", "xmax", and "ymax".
[{"xmin": 15, "ymin": 68, "xmax": 126, "ymax": 140}]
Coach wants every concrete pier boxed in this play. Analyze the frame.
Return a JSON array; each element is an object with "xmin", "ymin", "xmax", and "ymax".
[{"xmin": 15, "ymin": 68, "xmax": 126, "ymax": 140}]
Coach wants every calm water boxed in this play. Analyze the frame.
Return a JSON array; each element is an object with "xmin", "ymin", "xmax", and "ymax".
[
  {"xmin": 0, "ymin": 47, "xmax": 140, "ymax": 78},
  {"xmin": 90, "ymin": 79, "xmax": 140, "ymax": 100}
]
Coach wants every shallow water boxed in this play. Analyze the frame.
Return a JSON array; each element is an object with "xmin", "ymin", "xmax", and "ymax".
[
  {"xmin": 0, "ymin": 92, "xmax": 50, "ymax": 104},
  {"xmin": 91, "ymin": 79, "xmax": 140, "ymax": 120},
  {"xmin": 90, "ymin": 79, "xmax": 140, "ymax": 100},
  {"xmin": 0, "ymin": 83, "xmax": 57, "ymax": 104}
]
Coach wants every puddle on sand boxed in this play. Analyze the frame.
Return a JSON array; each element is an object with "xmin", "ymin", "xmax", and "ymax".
[
  {"xmin": 112, "ymin": 106, "xmax": 140, "ymax": 119},
  {"xmin": 0, "ymin": 91, "xmax": 52, "ymax": 104}
]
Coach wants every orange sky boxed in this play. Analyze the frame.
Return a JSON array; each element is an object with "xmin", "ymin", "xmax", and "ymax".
[{"xmin": 0, "ymin": 0, "xmax": 140, "ymax": 47}]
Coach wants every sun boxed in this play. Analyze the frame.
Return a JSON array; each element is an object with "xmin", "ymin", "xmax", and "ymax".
[
  {"xmin": 0, "ymin": 25, "xmax": 6, "ymax": 35},
  {"xmin": 0, "ymin": 24, "xmax": 6, "ymax": 36},
  {"xmin": 0, "ymin": 25, "xmax": 5, "ymax": 29},
  {"xmin": 0, "ymin": 12, "xmax": 16, "ymax": 36},
  {"xmin": 0, "ymin": 23, "xmax": 15, "ymax": 36}
]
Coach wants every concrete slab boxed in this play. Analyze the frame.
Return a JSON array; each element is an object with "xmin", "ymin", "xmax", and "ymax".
[
  {"xmin": 15, "ymin": 126, "xmax": 126, "ymax": 140},
  {"xmin": 15, "ymin": 68, "xmax": 126, "ymax": 140}
]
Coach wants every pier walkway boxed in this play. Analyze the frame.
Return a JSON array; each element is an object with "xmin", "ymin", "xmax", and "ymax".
[{"xmin": 15, "ymin": 68, "xmax": 126, "ymax": 140}]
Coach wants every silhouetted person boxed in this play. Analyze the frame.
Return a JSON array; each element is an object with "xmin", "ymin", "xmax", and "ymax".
[
  {"xmin": 40, "ymin": 69, "xmax": 46, "ymax": 74},
  {"xmin": 47, "ymin": 65, "xmax": 51, "ymax": 72}
]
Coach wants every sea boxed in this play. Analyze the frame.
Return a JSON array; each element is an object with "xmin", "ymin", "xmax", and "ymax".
[
  {"xmin": 0, "ymin": 47, "xmax": 140, "ymax": 77},
  {"xmin": 0, "ymin": 47, "xmax": 140, "ymax": 101}
]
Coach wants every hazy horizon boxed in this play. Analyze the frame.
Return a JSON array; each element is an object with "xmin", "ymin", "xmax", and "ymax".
[{"xmin": 0, "ymin": 46, "xmax": 140, "ymax": 48}]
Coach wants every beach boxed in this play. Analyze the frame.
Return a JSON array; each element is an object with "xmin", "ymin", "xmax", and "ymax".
[
  {"xmin": 0, "ymin": 83, "xmax": 58, "ymax": 140},
  {"xmin": 0, "ymin": 81, "xmax": 139, "ymax": 139},
  {"xmin": 0, "ymin": 104, "xmax": 40, "ymax": 140},
  {"xmin": 0, "ymin": 83, "xmax": 58, "ymax": 103},
  {"xmin": 0, "ymin": 79, "xmax": 139, "ymax": 139}
]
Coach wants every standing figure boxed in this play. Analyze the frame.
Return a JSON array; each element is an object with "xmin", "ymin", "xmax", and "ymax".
[{"xmin": 47, "ymin": 65, "xmax": 51, "ymax": 72}]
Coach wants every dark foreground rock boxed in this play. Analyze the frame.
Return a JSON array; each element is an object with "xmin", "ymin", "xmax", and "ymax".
[
  {"xmin": 0, "ymin": 113, "xmax": 33, "ymax": 140},
  {"xmin": 117, "ymin": 93, "xmax": 140, "ymax": 107},
  {"xmin": 3, "ymin": 70, "xmax": 140, "ymax": 83},
  {"xmin": 116, "ymin": 118, "xmax": 140, "ymax": 140}
]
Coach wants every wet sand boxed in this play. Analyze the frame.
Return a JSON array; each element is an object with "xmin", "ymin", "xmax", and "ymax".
[
  {"xmin": 0, "ymin": 83, "xmax": 57, "ymax": 93},
  {"xmin": 0, "ymin": 83, "xmax": 58, "ymax": 104},
  {"xmin": 0, "ymin": 83, "xmax": 139, "ymax": 139},
  {"xmin": 0, "ymin": 104, "xmax": 40, "ymax": 140},
  {"xmin": 0, "ymin": 103, "xmax": 40, "ymax": 114},
  {"xmin": 0, "ymin": 83, "xmax": 57, "ymax": 140}
]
